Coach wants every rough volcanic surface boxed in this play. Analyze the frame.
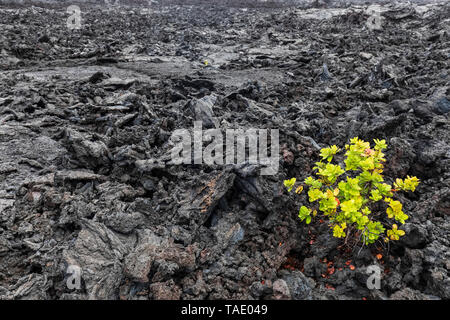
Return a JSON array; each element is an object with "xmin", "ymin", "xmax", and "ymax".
[{"xmin": 0, "ymin": 0, "xmax": 449, "ymax": 300}]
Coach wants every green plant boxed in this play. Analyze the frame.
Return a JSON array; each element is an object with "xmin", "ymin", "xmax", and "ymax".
[{"xmin": 284, "ymin": 137, "xmax": 420, "ymax": 245}]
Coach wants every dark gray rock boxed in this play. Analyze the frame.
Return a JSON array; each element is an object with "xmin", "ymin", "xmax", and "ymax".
[
  {"xmin": 62, "ymin": 220, "xmax": 131, "ymax": 299},
  {"xmin": 279, "ymin": 270, "xmax": 314, "ymax": 300},
  {"xmin": 190, "ymin": 95, "xmax": 219, "ymax": 129},
  {"xmin": 399, "ymin": 223, "xmax": 428, "ymax": 249}
]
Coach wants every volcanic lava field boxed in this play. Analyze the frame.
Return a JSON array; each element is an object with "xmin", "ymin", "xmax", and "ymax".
[{"xmin": 0, "ymin": 0, "xmax": 449, "ymax": 300}]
